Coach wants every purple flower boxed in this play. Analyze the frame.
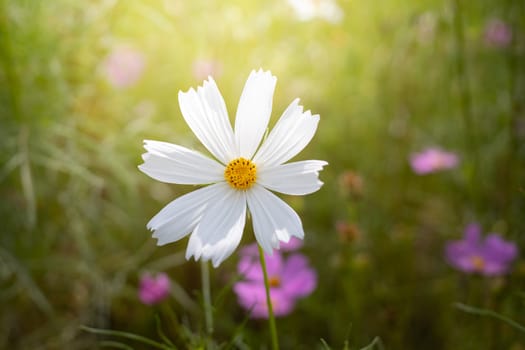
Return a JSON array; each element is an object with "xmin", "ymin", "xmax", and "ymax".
[
  {"xmin": 138, "ymin": 272, "xmax": 170, "ymax": 305},
  {"xmin": 410, "ymin": 148, "xmax": 459, "ymax": 174},
  {"xmin": 103, "ymin": 47, "xmax": 145, "ymax": 88},
  {"xmin": 445, "ymin": 223, "xmax": 518, "ymax": 276},
  {"xmin": 240, "ymin": 238, "xmax": 303, "ymax": 257},
  {"xmin": 280, "ymin": 237, "xmax": 304, "ymax": 251},
  {"xmin": 484, "ymin": 19, "xmax": 512, "ymax": 48},
  {"xmin": 234, "ymin": 249, "xmax": 316, "ymax": 318}
]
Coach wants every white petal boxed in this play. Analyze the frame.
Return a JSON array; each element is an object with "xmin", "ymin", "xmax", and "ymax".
[
  {"xmin": 246, "ymin": 184, "xmax": 304, "ymax": 254},
  {"xmin": 138, "ymin": 140, "xmax": 224, "ymax": 185},
  {"xmin": 186, "ymin": 188, "xmax": 247, "ymax": 267},
  {"xmin": 252, "ymin": 98, "xmax": 319, "ymax": 168},
  {"xmin": 234, "ymin": 69, "xmax": 277, "ymax": 159},
  {"xmin": 257, "ymin": 160, "xmax": 328, "ymax": 195},
  {"xmin": 178, "ymin": 77, "xmax": 237, "ymax": 164},
  {"xmin": 147, "ymin": 183, "xmax": 227, "ymax": 246}
]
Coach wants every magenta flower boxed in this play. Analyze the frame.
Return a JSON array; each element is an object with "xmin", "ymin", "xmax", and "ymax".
[
  {"xmin": 280, "ymin": 237, "xmax": 304, "ymax": 251},
  {"xmin": 484, "ymin": 19, "xmax": 512, "ymax": 48},
  {"xmin": 445, "ymin": 223, "xmax": 518, "ymax": 276},
  {"xmin": 240, "ymin": 238, "xmax": 303, "ymax": 257},
  {"xmin": 234, "ymin": 249, "xmax": 316, "ymax": 318},
  {"xmin": 138, "ymin": 272, "xmax": 170, "ymax": 305},
  {"xmin": 103, "ymin": 47, "xmax": 145, "ymax": 88},
  {"xmin": 410, "ymin": 148, "xmax": 459, "ymax": 174}
]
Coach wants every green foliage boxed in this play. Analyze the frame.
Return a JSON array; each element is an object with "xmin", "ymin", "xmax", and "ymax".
[{"xmin": 1, "ymin": 0, "xmax": 524, "ymax": 348}]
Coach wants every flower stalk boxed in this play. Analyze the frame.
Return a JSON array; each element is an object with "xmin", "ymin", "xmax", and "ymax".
[
  {"xmin": 451, "ymin": 0, "xmax": 479, "ymax": 206},
  {"xmin": 200, "ymin": 259, "xmax": 214, "ymax": 336},
  {"xmin": 257, "ymin": 244, "xmax": 279, "ymax": 350}
]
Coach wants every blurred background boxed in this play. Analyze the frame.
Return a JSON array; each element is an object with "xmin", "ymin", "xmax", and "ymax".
[{"xmin": 1, "ymin": 0, "xmax": 524, "ymax": 348}]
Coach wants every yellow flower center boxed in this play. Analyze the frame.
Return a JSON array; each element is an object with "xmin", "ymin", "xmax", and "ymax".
[
  {"xmin": 470, "ymin": 255, "xmax": 485, "ymax": 271},
  {"xmin": 269, "ymin": 276, "xmax": 281, "ymax": 288},
  {"xmin": 224, "ymin": 158, "xmax": 257, "ymax": 190}
]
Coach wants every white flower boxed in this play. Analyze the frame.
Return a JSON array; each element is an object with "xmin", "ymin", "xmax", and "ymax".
[{"xmin": 139, "ymin": 69, "xmax": 327, "ymax": 267}]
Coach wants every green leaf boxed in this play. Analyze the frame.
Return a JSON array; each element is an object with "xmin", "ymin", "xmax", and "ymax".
[
  {"xmin": 455, "ymin": 302, "xmax": 525, "ymax": 334},
  {"xmin": 81, "ymin": 325, "xmax": 175, "ymax": 350}
]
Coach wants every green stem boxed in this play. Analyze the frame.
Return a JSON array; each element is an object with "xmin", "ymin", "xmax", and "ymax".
[
  {"xmin": 200, "ymin": 259, "xmax": 214, "ymax": 336},
  {"xmin": 452, "ymin": 0, "xmax": 478, "ymax": 206},
  {"xmin": 257, "ymin": 244, "xmax": 279, "ymax": 350},
  {"xmin": 503, "ymin": 0, "xmax": 524, "ymax": 228},
  {"xmin": 452, "ymin": 0, "xmax": 473, "ymax": 148},
  {"xmin": 0, "ymin": 0, "xmax": 23, "ymax": 123},
  {"xmin": 455, "ymin": 303, "xmax": 525, "ymax": 334}
]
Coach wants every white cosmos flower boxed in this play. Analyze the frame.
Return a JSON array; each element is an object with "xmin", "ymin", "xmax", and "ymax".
[{"xmin": 139, "ymin": 69, "xmax": 327, "ymax": 267}]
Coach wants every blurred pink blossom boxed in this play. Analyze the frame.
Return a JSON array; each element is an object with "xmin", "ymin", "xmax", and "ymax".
[
  {"xmin": 138, "ymin": 272, "xmax": 170, "ymax": 305},
  {"xmin": 484, "ymin": 19, "xmax": 512, "ymax": 48},
  {"xmin": 280, "ymin": 237, "xmax": 304, "ymax": 251},
  {"xmin": 192, "ymin": 59, "xmax": 222, "ymax": 81},
  {"xmin": 410, "ymin": 148, "xmax": 459, "ymax": 175},
  {"xmin": 445, "ymin": 223, "xmax": 518, "ymax": 276},
  {"xmin": 234, "ymin": 250, "xmax": 317, "ymax": 318},
  {"xmin": 103, "ymin": 47, "xmax": 145, "ymax": 88},
  {"xmin": 240, "ymin": 238, "xmax": 304, "ymax": 257}
]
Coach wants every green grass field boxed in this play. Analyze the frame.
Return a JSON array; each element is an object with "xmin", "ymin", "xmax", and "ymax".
[{"xmin": 1, "ymin": 0, "xmax": 524, "ymax": 348}]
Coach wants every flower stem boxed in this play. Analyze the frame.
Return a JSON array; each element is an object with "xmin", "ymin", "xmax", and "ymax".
[
  {"xmin": 257, "ymin": 244, "xmax": 279, "ymax": 350},
  {"xmin": 451, "ymin": 0, "xmax": 479, "ymax": 209},
  {"xmin": 200, "ymin": 259, "xmax": 213, "ymax": 336}
]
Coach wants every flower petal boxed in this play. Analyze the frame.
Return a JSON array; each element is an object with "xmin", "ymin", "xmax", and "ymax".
[
  {"xmin": 234, "ymin": 69, "xmax": 277, "ymax": 159},
  {"xmin": 483, "ymin": 234, "xmax": 518, "ymax": 262},
  {"xmin": 445, "ymin": 241, "xmax": 472, "ymax": 266},
  {"xmin": 139, "ymin": 140, "xmax": 224, "ymax": 185},
  {"xmin": 279, "ymin": 237, "xmax": 303, "ymax": 251},
  {"xmin": 257, "ymin": 160, "xmax": 328, "ymax": 195},
  {"xmin": 253, "ymin": 98, "xmax": 319, "ymax": 168},
  {"xmin": 281, "ymin": 254, "xmax": 317, "ymax": 298},
  {"xmin": 238, "ymin": 249, "xmax": 284, "ymax": 282},
  {"xmin": 186, "ymin": 188, "xmax": 247, "ymax": 267},
  {"xmin": 147, "ymin": 183, "xmax": 226, "ymax": 246},
  {"xmin": 234, "ymin": 281, "xmax": 295, "ymax": 318},
  {"xmin": 178, "ymin": 77, "xmax": 237, "ymax": 164},
  {"xmin": 464, "ymin": 223, "xmax": 482, "ymax": 243},
  {"xmin": 246, "ymin": 184, "xmax": 304, "ymax": 254}
]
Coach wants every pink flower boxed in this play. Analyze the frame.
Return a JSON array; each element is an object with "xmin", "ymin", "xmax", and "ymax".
[
  {"xmin": 280, "ymin": 237, "xmax": 304, "ymax": 251},
  {"xmin": 445, "ymin": 223, "xmax": 518, "ymax": 276},
  {"xmin": 240, "ymin": 238, "xmax": 304, "ymax": 257},
  {"xmin": 484, "ymin": 19, "xmax": 512, "ymax": 48},
  {"xmin": 103, "ymin": 47, "xmax": 145, "ymax": 88},
  {"xmin": 410, "ymin": 148, "xmax": 459, "ymax": 175},
  {"xmin": 234, "ymin": 249, "xmax": 316, "ymax": 318},
  {"xmin": 192, "ymin": 59, "xmax": 222, "ymax": 81},
  {"xmin": 138, "ymin": 272, "xmax": 170, "ymax": 305}
]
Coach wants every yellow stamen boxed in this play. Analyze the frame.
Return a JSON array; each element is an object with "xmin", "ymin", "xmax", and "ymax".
[
  {"xmin": 269, "ymin": 276, "xmax": 281, "ymax": 288},
  {"xmin": 224, "ymin": 157, "xmax": 257, "ymax": 190},
  {"xmin": 470, "ymin": 255, "xmax": 485, "ymax": 271}
]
